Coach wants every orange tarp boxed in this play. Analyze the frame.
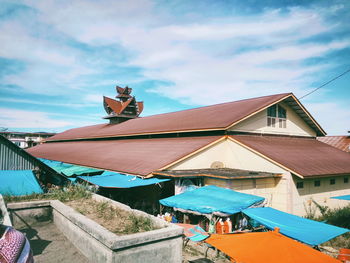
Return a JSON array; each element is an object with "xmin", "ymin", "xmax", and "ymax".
[{"xmin": 206, "ymin": 230, "xmax": 341, "ymax": 263}]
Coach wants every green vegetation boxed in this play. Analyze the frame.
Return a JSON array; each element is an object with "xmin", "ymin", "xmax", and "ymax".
[
  {"xmin": 49, "ymin": 185, "xmax": 92, "ymax": 202},
  {"xmin": 68, "ymin": 199, "xmax": 158, "ymax": 235},
  {"xmin": 305, "ymin": 200, "xmax": 350, "ymax": 248},
  {"xmin": 126, "ymin": 213, "xmax": 154, "ymax": 233},
  {"xmin": 3, "ymin": 185, "xmax": 157, "ymax": 235},
  {"xmin": 3, "ymin": 185, "xmax": 92, "ymax": 203}
]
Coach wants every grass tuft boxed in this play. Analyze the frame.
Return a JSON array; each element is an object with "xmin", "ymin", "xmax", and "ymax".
[
  {"xmin": 3, "ymin": 184, "xmax": 92, "ymax": 203},
  {"xmin": 67, "ymin": 199, "xmax": 158, "ymax": 235}
]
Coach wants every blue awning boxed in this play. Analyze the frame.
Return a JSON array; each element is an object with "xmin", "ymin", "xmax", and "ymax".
[
  {"xmin": 39, "ymin": 158, "xmax": 102, "ymax": 176},
  {"xmin": 160, "ymin": 185, "xmax": 264, "ymax": 215},
  {"xmin": 77, "ymin": 171, "xmax": 170, "ymax": 188},
  {"xmin": 0, "ymin": 170, "xmax": 44, "ymax": 196},
  {"xmin": 243, "ymin": 207, "xmax": 349, "ymax": 246},
  {"xmin": 331, "ymin": 195, "xmax": 350, "ymax": 201}
]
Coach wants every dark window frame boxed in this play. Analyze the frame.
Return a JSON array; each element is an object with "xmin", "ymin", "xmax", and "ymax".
[
  {"xmin": 267, "ymin": 104, "xmax": 287, "ymax": 128},
  {"xmin": 314, "ymin": 180, "xmax": 321, "ymax": 187},
  {"xmin": 296, "ymin": 182, "xmax": 304, "ymax": 189}
]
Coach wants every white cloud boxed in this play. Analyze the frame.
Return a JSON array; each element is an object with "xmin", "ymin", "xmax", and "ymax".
[
  {"xmin": 0, "ymin": 108, "xmax": 71, "ymax": 129},
  {"xmin": 0, "ymin": 97, "xmax": 99, "ymax": 108},
  {"xmin": 306, "ymin": 102, "xmax": 350, "ymax": 135},
  {"xmin": 0, "ymin": 21, "xmax": 76, "ymax": 66},
  {"xmin": 1, "ymin": 1, "xmax": 349, "ymax": 135},
  {"xmin": 4, "ymin": 1, "xmax": 347, "ymax": 104},
  {"xmin": 84, "ymin": 94, "xmax": 104, "ymax": 104},
  {"xmin": 0, "ymin": 107, "xmax": 104, "ymax": 131}
]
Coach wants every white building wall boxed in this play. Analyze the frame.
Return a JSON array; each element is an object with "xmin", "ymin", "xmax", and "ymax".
[
  {"xmin": 169, "ymin": 138, "xmax": 292, "ymax": 213},
  {"xmin": 229, "ymin": 102, "xmax": 317, "ymax": 137},
  {"xmin": 168, "ymin": 138, "xmax": 349, "ymax": 216},
  {"xmin": 171, "ymin": 138, "xmax": 288, "ymax": 174},
  {"xmin": 292, "ymin": 175, "xmax": 350, "ymax": 216}
]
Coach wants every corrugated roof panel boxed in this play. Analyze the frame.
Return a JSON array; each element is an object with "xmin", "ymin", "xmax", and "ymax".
[
  {"xmin": 231, "ymin": 135, "xmax": 350, "ymax": 177},
  {"xmin": 27, "ymin": 136, "xmax": 222, "ymax": 176},
  {"xmin": 318, "ymin": 136, "xmax": 350, "ymax": 153},
  {"xmin": 47, "ymin": 93, "xmax": 292, "ymax": 141}
]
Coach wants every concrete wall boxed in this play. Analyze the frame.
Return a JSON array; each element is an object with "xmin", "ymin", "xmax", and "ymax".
[
  {"xmin": 0, "ymin": 194, "xmax": 183, "ymax": 263},
  {"xmin": 4, "ymin": 195, "xmax": 183, "ymax": 263},
  {"xmin": 229, "ymin": 102, "xmax": 317, "ymax": 137},
  {"xmin": 204, "ymin": 175, "xmax": 292, "ymax": 214},
  {"xmin": 0, "ymin": 194, "xmax": 12, "ymax": 226},
  {"xmin": 52, "ymin": 196, "xmax": 183, "ymax": 263},
  {"xmin": 6, "ymin": 200, "xmax": 52, "ymax": 228},
  {"xmin": 205, "ymin": 174, "xmax": 350, "ymax": 216},
  {"xmin": 292, "ymin": 175, "xmax": 350, "ymax": 216}
]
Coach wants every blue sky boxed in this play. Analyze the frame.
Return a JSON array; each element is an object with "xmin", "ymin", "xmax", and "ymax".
[{"xmin": 0, "ymin": 0, "xmax": 349, "ymax": 135}]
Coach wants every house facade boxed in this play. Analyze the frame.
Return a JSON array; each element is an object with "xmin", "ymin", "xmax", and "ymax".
[
  {"xmin": 0, "ymin": 131, "xmax": 56, "ymax": 149},
  {"xmin": 27, "ymin": 90, "xmax": 350, "ymax": 216}
]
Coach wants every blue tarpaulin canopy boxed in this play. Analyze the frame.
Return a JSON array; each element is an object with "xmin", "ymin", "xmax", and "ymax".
[
  {"xmin": 78, "ymin": 171, "xmax": 170, "ymax": 188},
  {"xmin": 243, "ymin": 207, "xmax": 349, "ymax": 246},
  {"xmin": 159, "ymin": 185, "xmax": 265, "ymax": 215},
  {"xmin": 39, "ymin": 158, "xmax": 102, "ymax": 176},
  {"xmin": 331, "ymin": 195, "xmax": 350, "ymax": 201},
  {"xmin": 0, "ymin": 170, "xmax": 44, "ymax": 196}
]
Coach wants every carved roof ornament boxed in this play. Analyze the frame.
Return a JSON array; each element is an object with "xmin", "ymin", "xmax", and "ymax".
[{"xmin": 103, "ymin": 85, "xmax": 144, "ymax": 124}]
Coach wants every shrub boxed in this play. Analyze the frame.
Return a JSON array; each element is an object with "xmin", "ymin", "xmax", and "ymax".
[
  {"xmin": 305, "ymin": 200, "xmax": 350, "ymax": 249},
  {"xmin": 3, "ymin": 184, "xmax": 92, "ymax": 203}
]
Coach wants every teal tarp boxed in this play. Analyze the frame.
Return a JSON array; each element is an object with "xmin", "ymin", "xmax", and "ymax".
[
  {"xmin": 59, "ymin": 165, "xmax": 102, "ymax": 176},
  {"xmin": 243, "ymin": 207, "xmax": 349, "ymax": 246},
  {"xmin": 331, "ymin": 195, "xmax": 350, "ymax": 201},
  {"xmin": 160, "ymin": 185, "xmax": 264, "ymax": 215},
  {"xmin": 39, "ymin": 158, "xmax": 101, "ymax": 176},
  {"xmin": 78, "ymin": 171, "xmax": 169, "ymax": 188},
  {"xmin": 0, "ymin": 170, "xmax": 44, "ymax": 196}
]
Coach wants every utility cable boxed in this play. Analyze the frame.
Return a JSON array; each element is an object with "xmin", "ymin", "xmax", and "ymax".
[{"xmin": 299, "ymin": 68, "xmax": 350, "ymax": 100}]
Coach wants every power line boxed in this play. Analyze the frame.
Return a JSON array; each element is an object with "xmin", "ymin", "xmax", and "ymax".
[{"xmin": 299, "ymin": 67, "xmax": 350, "ymax": 100}]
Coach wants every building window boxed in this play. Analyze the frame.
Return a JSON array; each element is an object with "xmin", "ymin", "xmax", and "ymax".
[
  {"xmin": 296, "ymin": 182, "xmax": 304, "ymax": 189},
  {"xmin": 344, "ymin": 177, "xmax": 349, "ymax": 183},
  {"xmin": 267, "ymin": 104, "xmax": 286, "ymax": 128},
  {"xmin": 314, "ymin": 180, "xmax": 321, "ymax": 187},
  {"xmin": 330, "ymin": 179, "xmax": 336, "ymax": 185}
]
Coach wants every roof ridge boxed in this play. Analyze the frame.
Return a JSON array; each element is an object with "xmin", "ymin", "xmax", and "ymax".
[{"xmin": 136, "ymin": 92, "xmax": 293, "ymax": 119}]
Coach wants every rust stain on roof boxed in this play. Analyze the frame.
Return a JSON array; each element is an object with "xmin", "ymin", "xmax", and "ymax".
[
  {"xmin": 231, "ymin": 135, "xmax": 350, "ymax": 178},
  {"xmin": 317, "ymin": 136, "xmax": 350, "ymax": 153},
  {"xmin": 27, "ymin": 136, "xmax": 222, "ymax": 176}
]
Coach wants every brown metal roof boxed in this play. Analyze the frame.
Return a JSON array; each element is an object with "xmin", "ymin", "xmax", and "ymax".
[
  {"xmin": 27, "ymin": 136, "xmax": 222, "ymax": 176},
  {"xmin": 153, "ymin": 168, "xmax": 281, "ymax": 180},
  {"xmin": 317, "ymin": 136, "xmax": 350, "ymax": 153},
  {"xmin": 104, "ymin": 96, "xmax": 123, "ymax": 114},
  {"xmin": 47, "ymin": 93, "xmax": 295, "ymax": 141},
  {"xmin": 230, "ymin": 135, "xmax": 350, "ymax": 178}
]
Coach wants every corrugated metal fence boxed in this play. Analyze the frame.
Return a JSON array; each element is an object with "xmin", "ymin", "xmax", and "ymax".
[{"xmin": 0, "ymin": 135, "xmax": 40, "ymax": 170}]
